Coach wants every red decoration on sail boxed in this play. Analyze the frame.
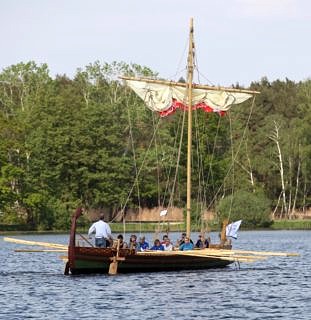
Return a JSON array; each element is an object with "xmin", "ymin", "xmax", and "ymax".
[
  {"xmin": 159, "ymin": 99, "xmax": 185, "ymax": 117},
  {"xmin": 159, "ymin": 99, "xmax": 226, "ymax": 117}
]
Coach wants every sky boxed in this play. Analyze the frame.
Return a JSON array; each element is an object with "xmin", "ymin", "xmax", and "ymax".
[{"xmin": 1, "ymin": 0, "xmax": 311, "ymax": 87}]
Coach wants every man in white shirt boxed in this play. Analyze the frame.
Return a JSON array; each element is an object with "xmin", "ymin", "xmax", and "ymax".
[{"xmin": 88, "ymin": 213, "xmax": 112, "ymax": 248}]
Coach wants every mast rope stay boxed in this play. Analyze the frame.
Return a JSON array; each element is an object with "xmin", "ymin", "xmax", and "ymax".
[
  {"xmin": 110, "ymin": 114, "xmax": 161, "ymax": 225},
  {"xmin": 227, "ymin": 111, "xmax": 235, "ymax": 223},
  {"xmin": 158, "ymin": 108, "xmax": 187, "ymax": 235},
  {"xmin": 125, "ymin": 94, "xmax": 142, "ymax": 236},
  {"xmin": 205, "ymin": 95, "xmax": 257, "ymax": 212}
]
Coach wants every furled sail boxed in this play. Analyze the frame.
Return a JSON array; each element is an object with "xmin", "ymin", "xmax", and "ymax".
[{"xmin": 123, "ymin": 78, "xmax": 254, "ymax": 117}]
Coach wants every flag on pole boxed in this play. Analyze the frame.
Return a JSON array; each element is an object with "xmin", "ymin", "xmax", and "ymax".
[
  {"xmin": 160, "ymin": 209, "xmax": 168, "ymax": 217},
  {"xmin": 226, "ymin": 220, "xmax": 242, "ymax": 239}
]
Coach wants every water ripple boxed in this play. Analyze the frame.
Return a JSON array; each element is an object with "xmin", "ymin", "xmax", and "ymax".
[{"xmin": 1, "ymin": 231, "xmax": 310, "ymax": 320}]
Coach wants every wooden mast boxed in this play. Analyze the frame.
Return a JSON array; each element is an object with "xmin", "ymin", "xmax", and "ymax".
[{"xmin": 186, "ymin": 18, "xmax": 194, "ymax": 238}]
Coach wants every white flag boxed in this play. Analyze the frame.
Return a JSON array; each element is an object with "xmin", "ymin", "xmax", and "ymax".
[
  {"xmin": 226, "ymin": 220, "xmax": 242, "ymax": 239},
  {"xmin": 160, "ymin": 209, "xmax": 168, "ymax": 216}
]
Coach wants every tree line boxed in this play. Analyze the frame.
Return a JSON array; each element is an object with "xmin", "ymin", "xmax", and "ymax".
[{"xmin": 0, "ymin": 61, "xmax": 310, "ymax": 230}]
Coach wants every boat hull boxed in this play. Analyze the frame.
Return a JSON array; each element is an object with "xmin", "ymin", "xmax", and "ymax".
[{"xmin": 69, "ymin": 247, "xmax": 232, "ymax": 275}]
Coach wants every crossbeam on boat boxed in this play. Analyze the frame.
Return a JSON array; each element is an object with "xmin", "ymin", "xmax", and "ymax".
[{"xmin": 119, "ymin": 76, "xmax": 261, "ymax": 95}]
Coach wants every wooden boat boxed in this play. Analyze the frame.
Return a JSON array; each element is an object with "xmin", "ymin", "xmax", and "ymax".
[
  {"xmin": 65, "ymin": 18, "xmax": 260, "ymax": 275},
  {"xmin": 66, "ymin": 208, "xmax": 234, "ymax": 275}
]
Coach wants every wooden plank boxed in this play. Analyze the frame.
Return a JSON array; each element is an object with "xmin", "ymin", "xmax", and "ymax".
[
  {"xmin": 229, "ymin": 249, "xmax": 300, "ymax": 257},
  {"xmin": 14, "ymin": 249, "xmax": 67, "ymax": 252},
  {"xmin": 193, "ymin": 248, "xmax": 299, "ymax": 257},
  {"xmin": 59, "ymin": 255, "xmax": 68, "ymax": 262},
  {"xmin": 137, "ymin": 250, "xmax": 266, "ymax": 263},
  {"xmin": 3, "ymin": 237, "xmax": 67, "ymax": 249}
]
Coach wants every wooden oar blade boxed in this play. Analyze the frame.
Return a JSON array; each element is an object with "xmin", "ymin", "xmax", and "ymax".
[
  {"xmin": 108, "ymin": 261, "xmax": 118, "ymax": 275},
  {"xmin": 137, "ymin": 247, "xmax": 297, "ymax": 264},
  {"xmin": 3, "ymin": 237, "xmax": 67, "ymax": 249},
  {"xmin": 14, "ymin": 249, "xmax": 67, "ymax": 252}
]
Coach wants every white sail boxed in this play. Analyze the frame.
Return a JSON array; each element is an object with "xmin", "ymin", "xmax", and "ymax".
[{"xmin": 125, "ymin": 79, "xmax": 253, "ymax": 115}]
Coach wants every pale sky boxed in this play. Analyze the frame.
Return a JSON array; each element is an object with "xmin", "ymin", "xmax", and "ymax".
[{"xmin": 1, "ymin": 0, "xmax": 310, "ymax": 87}]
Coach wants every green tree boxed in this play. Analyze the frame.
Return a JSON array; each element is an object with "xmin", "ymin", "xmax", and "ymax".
[{"xmin": 216, "ymin": 189, "xmax": 272, "ymax": 228}]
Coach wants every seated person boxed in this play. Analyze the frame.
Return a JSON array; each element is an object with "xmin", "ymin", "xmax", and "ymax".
[
  {"xmin": 116, "ymin": 234, "xmax": 128, "ymax": 249},
  {"xmin": 129, "ymin": 234, "xmax": 138, "ymax": 250},
  {"xmin": 195, "ymin": 235, "xmax": 209, "ymax": 249},
  {"xmin": 137, "ymin": 236, "xmax": 149, "ymax": 251},
  {"xmin": 179, "ymin": 232, "xmax": 194, "ymax": 246},
  {"xmin": 179, "ymin": 237, "xmax": 194, "ymax": 251},
  {"xmin": 178, "ymin": 232, "xmax": 186, "ymax": 246},
  {"xmin": 150, "ymin": 239, "xmax": 164, "ymax": 251},
  {"xmin": 161, "ymin": 234, "xmax": 169, "ymax": 244},
  {"xmin": 163, "ymin": 238, "xmax": 173, "ymax": 251}
]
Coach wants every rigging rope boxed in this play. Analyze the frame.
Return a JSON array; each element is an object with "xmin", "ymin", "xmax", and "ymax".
[
  {"xmin": 227, "ymin": 111, "xmax": 235, "ymax": 223},
  {"xmin": 206, "ymin": 95, "xmax": 257, "ymax": 213},
  {"xmin": 165, "ymin": 110, "xmax": 186, "ymax": 209},
  {"xmin": 152, "ymin": 113, "xmax": 161, "ymax": 207},
  {"xmin": 126, "ymin": 95, "xmax": 142, "ymax": 236},
  {"xmin": 159, "ymin": 111, "xmax": 184, "ymax": 206},
  {"xmin": 115, "ymin": 77, "xmax": 256, "ymax": 237},
  {"xmin": 110, "ymin": 100, "xmax": 161, "ymax": 227}
]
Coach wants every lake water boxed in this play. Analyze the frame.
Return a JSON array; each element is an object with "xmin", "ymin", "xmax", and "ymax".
[{"xmin": 0, "ymin": 231, "xmax": 310, "ymax": 319}]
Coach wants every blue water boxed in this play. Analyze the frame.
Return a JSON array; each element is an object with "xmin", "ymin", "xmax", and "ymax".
[{"xmin": 0, "ymin": 231, "xmax": 310, "ymax": 319}]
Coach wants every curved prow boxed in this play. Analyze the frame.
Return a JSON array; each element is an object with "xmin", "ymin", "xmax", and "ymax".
[
  {"xmin": 65, "ymin": 207, "xmax": 83, "ymax": 275},
  {"xmin": 69, "ymin": 207, "xmax": 83, "ymax": 248}
]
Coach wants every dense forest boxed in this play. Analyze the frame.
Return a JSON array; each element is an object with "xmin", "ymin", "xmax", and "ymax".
[{"xmin": 0, "ymin": 61, "xmax": 310, "ymax": 230}]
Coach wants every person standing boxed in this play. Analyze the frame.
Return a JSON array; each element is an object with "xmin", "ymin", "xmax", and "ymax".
[{"xmin": 88, "ymin": 213, "xmax": 112, "ymax": 248}]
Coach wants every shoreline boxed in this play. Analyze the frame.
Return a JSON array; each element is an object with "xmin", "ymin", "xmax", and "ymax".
[{"xmin": 1, "ymin": 219, "xmax": 311, "ymax": 235}]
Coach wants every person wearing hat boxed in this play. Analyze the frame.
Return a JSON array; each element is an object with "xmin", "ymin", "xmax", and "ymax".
[{"xmin": 88, "ymin": 213, "xmax": 112, "ymax": 248}]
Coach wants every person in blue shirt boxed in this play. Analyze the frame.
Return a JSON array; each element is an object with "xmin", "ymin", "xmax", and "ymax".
[
  {"xmin": 150, "ymin": 239, "xmax": 164, "ymax": 251},
  {"xmin": 179, "ymin": 237, "xmax": 194, "ymax": 251},
  {"xmin": 137, "ymin": 236, "xmax": 149, "ymax": 251}
]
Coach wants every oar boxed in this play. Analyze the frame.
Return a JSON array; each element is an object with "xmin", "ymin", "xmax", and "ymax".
[
  {"xmin": 193, "ymin": 248, "xmax": 300, "ymax": 257},
  {"xmin": 3, "ymin": 237, "xmax": 67, "ymax": 249},
  {"xmin": 59, "ymin": 255, "xmax": 68, "ymax": 262},
  {"xmin": 171, "ymin": 251, "xmax": 266, "ymax": 262},
  {"xmin": 14, "ymin": 249, "xmax": 67, "ymax": 252},
  {"xmin": 176, "ymin": 251, "xmax": 267, "ymax": 260},
  {"xmin": 109, "ymin": 239, "xmax": 125, "ymax": 275},
  {"xmin": 137, "ymin": 250, "xmax": 266, "ymax": 262},
  {"xmin": 228, "ymin": 249, "xmax": 300, "ymax": 257},
  {"xmin": 137, "ymin": 251, "xmax": 263, "ymax": 263}
]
